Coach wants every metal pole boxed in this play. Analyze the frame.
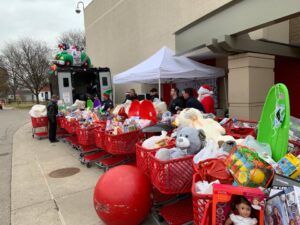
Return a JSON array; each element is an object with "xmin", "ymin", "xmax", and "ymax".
[
  {"xmin": 224, "ymin": 77, "xmax": 228, "ymax": 108},
  {"xmin": 158, "ymin": 78, "xmax": 161, "ymax": 100}
]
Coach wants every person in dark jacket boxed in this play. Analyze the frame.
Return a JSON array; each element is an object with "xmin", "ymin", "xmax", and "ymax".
[
  {"xmin": 101, "ymin": 92, "xmax": 114, "ymax": 113},
  {"xmin": 182, "ymin": 88, "xmax": 206, "ymax": 113},
  {"xmin": 149, "ymin": 88, "xmax": 159, "ymax": 101},
  {"xmin": 168, "ymin": 87, "xmax": 185, "ymax": 114},
  {"xmin": 47, "ymin": 95, "xmax": 59, "ymax": 143}
]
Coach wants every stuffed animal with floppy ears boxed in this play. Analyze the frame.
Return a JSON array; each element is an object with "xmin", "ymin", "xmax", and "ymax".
[{"xmin": 155, "ymin": 127, "xmax": 206, "ymax": 160}]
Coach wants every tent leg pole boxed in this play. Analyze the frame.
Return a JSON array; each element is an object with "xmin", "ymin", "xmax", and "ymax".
[
  {"xmin": 159, "ymin": 79, "xmax": 161, "ymax": 100},
  {"xmin": 113, "ymin": 84, "xmax": 116, "ymax": 104}
]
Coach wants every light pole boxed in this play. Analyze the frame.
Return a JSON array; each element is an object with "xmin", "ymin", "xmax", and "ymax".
[{"xmin": 75, "ymin": 1, "xmax": 85, "ymax": 14}]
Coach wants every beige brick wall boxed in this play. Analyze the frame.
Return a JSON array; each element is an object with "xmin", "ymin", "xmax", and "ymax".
[
  {"xmin": 290, "ymin": 16, "xmax": 300, "ymax": 45},
  {"xmin": 85, "ymin": 0, "xmax": 233, "ymax": 103}
]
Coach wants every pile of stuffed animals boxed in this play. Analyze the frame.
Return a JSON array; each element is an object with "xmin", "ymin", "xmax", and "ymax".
[{"xmin": 141, "ymin": 108, "xmax": 244, "ymax": 162}]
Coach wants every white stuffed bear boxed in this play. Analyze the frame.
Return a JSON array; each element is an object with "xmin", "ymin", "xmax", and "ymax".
[{"xmin": 175, "ymin": 108, "xmax": 236, "ymax": 145}]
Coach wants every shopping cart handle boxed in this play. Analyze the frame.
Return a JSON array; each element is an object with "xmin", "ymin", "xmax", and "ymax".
[{"xmin": 142, "ymin": 123, "xmax": 174, "ymax": 133}]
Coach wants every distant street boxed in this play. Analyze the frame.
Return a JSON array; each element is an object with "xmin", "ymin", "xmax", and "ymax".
[{"xmin": 0, "ymin": 109, "xmax": 29, "ymax": 225}]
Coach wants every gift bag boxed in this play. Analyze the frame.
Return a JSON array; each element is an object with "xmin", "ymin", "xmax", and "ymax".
[{"xmin": 195, "ymin": 157, "xmax": 234, "ymax": 185}]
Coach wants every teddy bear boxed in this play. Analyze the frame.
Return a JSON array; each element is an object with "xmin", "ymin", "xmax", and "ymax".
[
  {"xmin": 175, "ymin": 108, "xmax": 237, "ymax": 146},
  {"xmin": 155, "ymin": 127, "xmax": 206, "ymax": 160}
]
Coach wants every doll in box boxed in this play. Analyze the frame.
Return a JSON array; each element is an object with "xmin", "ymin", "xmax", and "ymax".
[{"xmin": 224, "ymin": 196, "xmax": 258, "ymax": 225}]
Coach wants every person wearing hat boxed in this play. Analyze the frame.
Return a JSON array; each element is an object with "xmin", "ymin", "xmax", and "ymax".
[
  {"xmin": 197, "ymin": 84, "xmax": 215, "ymax": 114},
  {"xmin": 47, "ymin": 95, "xmax": 59, "ymax": 143},
  {"xmin": 101, "ymin": 89, "xmax": 114, "ymax": 113},
  {"xmin": 149, "ymin": 88, "xmax": 159, "ymax": 102}
]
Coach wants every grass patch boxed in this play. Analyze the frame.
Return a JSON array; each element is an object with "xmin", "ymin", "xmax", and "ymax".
[{"xmin": 7, "ymin": 102, "xmax": 46, "ymax": 109}]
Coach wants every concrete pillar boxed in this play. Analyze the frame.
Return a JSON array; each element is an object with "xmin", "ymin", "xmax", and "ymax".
[{"xmin": 228, "ymin": 53, "xmax": 274, "ymax": 121}]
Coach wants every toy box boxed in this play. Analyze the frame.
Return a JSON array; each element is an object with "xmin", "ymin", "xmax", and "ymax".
[
  {"xmin": 276, "ymin": 153, "xmax": 300, "ymax": 178},
  {"xmin": 285, "ymin": 186, "xmax": 300, "ymax": 223},
  {"xmin": 224, "ymin": 145, "xmax": 274, "ymax": 188},
  {"xmin": 212, "ymin": 184, "xmax": 265, "ymax": 225}
]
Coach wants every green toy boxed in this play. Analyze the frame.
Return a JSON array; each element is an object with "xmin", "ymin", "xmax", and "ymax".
[
  {"xmin": 87, "ymin": 99, "xmax": 93, "ymax": 110},
  {"xmin": 257, "ymin": 83, "xmax": 290, "ymax": 162},
  {"xmin": 53, "ymin": 44, "xmax": 91, "ymax": 67}
]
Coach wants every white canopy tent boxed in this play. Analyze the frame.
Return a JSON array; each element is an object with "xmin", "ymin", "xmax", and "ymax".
[{"xmin": 113, "ymin": 46, "xmax": 227, "ymax": 104}]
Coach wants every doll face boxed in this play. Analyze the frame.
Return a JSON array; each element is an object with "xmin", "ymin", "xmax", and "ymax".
[{"xmin": 236, "ymin": 202, "xmax": 251, "ymax": 218}]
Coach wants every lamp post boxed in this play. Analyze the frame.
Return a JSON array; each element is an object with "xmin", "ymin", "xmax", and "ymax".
[{"xmin": 75, "ymin": 1, "xmax": 85, "ymax": 14}]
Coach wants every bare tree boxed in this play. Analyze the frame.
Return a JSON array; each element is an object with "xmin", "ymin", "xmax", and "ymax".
[
  {"xmin": 1, "ymin": 38, "xmax": 51, "ymax": 104},
  {"xmin": 0, "ymin": 67, "xmax": 9, "ymax": 98},
  {"xmin": 0, "ymin": 56, "xmax": 19, "ymax": 100},
  {"xmin": 57, "ymin": 29, "xmax": 86, "ymax": 48}
]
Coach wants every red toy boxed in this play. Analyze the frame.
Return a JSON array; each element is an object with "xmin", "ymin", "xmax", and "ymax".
[
  {"xmin": 93, "ymin": 165, "xmax": 152, "ymax": 225},
  {"xmin": 197, "ymin": 84, "xmax": 215, "ymax": 114},
  {"xmin": 139, "ymin": 100, "xmax": 157, "ymax": 124},
  {"xmin": 128, "ymin": 100, "xmax": 140, "ymax": 117}
]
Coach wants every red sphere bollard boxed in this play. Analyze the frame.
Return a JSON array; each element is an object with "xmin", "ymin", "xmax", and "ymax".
[{"xmin": 93, "ymin": 165, "xmax": 152, "ymax": 225}]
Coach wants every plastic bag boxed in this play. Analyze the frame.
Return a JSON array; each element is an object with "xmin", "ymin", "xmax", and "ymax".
[
  {"xmin": 195, "ymin": 180, "xmax": 220, "ymax": 194},
  {"xmin": 290, "ymin": 116, "xmax": 300, "ymax": 141},
  {"xmin": 155, "ymin": 147, "xmax": 187, "ymax": 160},
  {"xmin": 142, "ymin": 131, "xmax": 168, "ymax": 149},
  {"xmin": 29, "ymin": 104, "xmax": 47, "ymax": 118},
  {"xmin": 241, "ymin": 135, "xmax": 272, "ymax": 158},
  {"xmin": 193, "ymin": 139, "xmax": 228, "ymax": 164}
]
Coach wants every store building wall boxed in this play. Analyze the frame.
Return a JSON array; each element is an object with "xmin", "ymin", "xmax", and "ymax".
[{"xmin": 85, "ymin": 0, "xmax": 233, "ymax": 103}]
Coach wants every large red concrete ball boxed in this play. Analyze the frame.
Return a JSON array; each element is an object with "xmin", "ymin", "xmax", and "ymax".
[{"xmin": 93, "ymin": 165, "xmax": 152, "ymax": 225}]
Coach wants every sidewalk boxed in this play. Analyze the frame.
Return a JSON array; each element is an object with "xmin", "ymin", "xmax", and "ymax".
[{"xmin": 11, "ymin": 123, "xmax": 156, "ymax": 225}]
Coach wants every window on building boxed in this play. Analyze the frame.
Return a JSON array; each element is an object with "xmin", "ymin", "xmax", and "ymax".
[
  {"xmin": 102, "ymin": 77, "xmax": 108, "ymax": 86},
  {"xmin": 63, "ymin": 78, "xmax": 69, "ymax": 87},
  {"xmin": 41, "ymin": 93, "xmax": 44, "ymax": 97}
]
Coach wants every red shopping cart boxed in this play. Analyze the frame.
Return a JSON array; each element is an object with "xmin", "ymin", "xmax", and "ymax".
[
  {"xmin": 149, "ymin": 152, "xmax": 194, "ymax": 195},
  {"xmin": 96, "ymin": 130, "xmax": 141, "ymax": 171},
  {"xmin": 31, "ymin": 116, "xmax": 48, "ymax": 139},
  {"xmin": 192, "ymin": 174, "xmax": 212, "ymax": 225},
  {"xmin": 136, "ymin": 139, "xmax": 175, "ymax": 176},
  {"xmin": 222, "ymin": 118, "xmax": 257, "ymax": 139}
]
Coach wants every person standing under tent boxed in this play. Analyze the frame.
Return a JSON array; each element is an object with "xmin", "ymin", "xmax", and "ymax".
[
  {"xmin": 182, "ymin": 88, "xmax": 206, "ymax": 113},
  {"xmin": 93, "ymin": 94, "xmax": 101, "ymax": 109},
  {"xmin": 100, "ymin": 89, "xmax": 114, "ymax": 113},
  {"xmin": 168, "ymin": 87, "xmax": 185, "ymax": 114},
  {"xmin": 47, "ymin": 95, "xmax": 59, "ymax": 143},
  {"xmin": 197, "ymin": 84, "xmax": 215, "ymax": 114},
  {"xmin": 123, "ymin": 89, "xmax": 138, "ymax": 102},
  {"xmin": 149, "ymin": 88, "xmax": 159, "ymax": 101}
]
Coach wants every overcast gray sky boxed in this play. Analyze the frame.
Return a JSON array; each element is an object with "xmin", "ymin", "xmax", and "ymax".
[{"xmin": 0, "ymin": 0, "xmax": 92, "ymax": 51}]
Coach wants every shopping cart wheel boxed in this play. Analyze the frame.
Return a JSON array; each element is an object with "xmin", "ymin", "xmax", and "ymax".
[
  {"xmin": 86, "ymin": 162, "xmax": 92, "ymax": 168},
  {"xmin": 79, "ymin": 153, "xmax": 84, "ymax": 157}
]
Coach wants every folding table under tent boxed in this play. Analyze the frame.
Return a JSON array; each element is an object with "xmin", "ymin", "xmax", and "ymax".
[{"xmin": 113, "ymin": 46, "xmax": 226, "ymax": 102}]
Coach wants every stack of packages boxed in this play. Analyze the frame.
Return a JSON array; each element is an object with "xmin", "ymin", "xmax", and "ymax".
[{"xmin": 105, "ymin": 116, "xmax": 151, "ymax": 135}]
